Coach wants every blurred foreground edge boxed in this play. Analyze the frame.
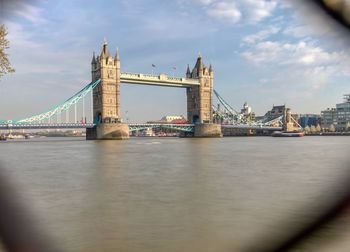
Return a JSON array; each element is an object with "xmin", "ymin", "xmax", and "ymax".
[
  {"xmin": 0, "ymin": 167, "xmax": 60, "ymax": 252},
  {"xmin": 311, "ymin": 0, "xmax": 350, "ymax": 30}
]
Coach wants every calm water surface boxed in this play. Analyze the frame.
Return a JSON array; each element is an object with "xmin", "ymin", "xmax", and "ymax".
[{"xmin": 0, "ymin": 136, "xmax": 350, "ymax": 252}]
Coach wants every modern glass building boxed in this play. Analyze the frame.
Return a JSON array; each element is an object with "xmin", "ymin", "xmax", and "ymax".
[
  {"xmin": 321, "ymin": 94, "xmax": 350, "ymax": 131},
  {"xmin": 300, "ymin": 114, "xmax": 321, "ymax": 128}
]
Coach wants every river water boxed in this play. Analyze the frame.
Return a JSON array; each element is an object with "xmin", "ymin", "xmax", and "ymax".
[{"xmin": 0, "ymin": 136, "xmax": 350, "ymax": 252}]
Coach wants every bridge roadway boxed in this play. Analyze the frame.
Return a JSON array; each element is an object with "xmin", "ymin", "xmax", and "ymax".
[
  {"xmin": 120, "ymin": 72, "xmax": 200, "ymax": 88},
  {"xmin": 0, "ymin": 123, "xmax": 282, "ymax": 131},
  {"xmin": 221, "ymin": 124, "xmax": 283, "ymax": 131},
  {"xmin": 0, "ymin": 123, "xmax": 95, "ymax": 130}
]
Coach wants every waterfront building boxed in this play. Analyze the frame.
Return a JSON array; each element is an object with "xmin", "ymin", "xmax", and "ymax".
[
  {"xmin": 300, "ymin": 114, "xmax": 321, "ymax": 128},
  {"xmin": 263, "ymin": 105, "xmax": 299, "ymax": 122},
  {"xmin": 321, "ymin": 109, "xmax": 336, "ymax": 130},
  {"xmin": 240, "ymin": 102, "xmax": 255, "ymax": 122},
  {"xmin": 321, "ymin": 94, "xmax": 350, "ymax": 131},
  {"xmin": 147, "ymin": 115, "xmax": 187, "ymax": 124},
  {"xmin": 160, "ymin": 115, "xmax": 187, "ymax": 123},
  {"xmin": 264, "ymin": 105, "xmax": 285, "ymax": 121}
]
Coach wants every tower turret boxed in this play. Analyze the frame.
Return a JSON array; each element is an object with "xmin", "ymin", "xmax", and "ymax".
[
  {"xmin": 194, "ymin": 54, "xmax": 203, "ymax": 77},
  {"xmin": 91, "ymin": 51, "xmax": 96, "ymax": 64},
  {"xmin": 114, "ymin": 47, "xmax": 120, "ymax": 63},
  {"xmin": 186, "ymin": 64, "xmax": 191, "ymax": 78},
  {"xmin": 100, "ymin": 40, "xmax": 111, "ymax": 61}
]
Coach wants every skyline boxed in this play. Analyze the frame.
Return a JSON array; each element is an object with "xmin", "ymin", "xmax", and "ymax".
[{"xmin": 1, "ymin": 0, "xmax": 350, "ymax": 122}]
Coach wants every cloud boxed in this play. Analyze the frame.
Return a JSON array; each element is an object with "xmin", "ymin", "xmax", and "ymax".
[
  {"xmin": 181, "ymin": 0, "xmax": 279, "ymax": 24},
  {"xmin": 244, "ymin": 0, "xmax": 278, "ymax": 23},
  {"xmin": 4, "ymin": 20, "xmax": 89, "ymax": 87},
  {"xmin": 242, "ymin": 39, "xmax": 348, "ymax": 67},
  {"xmin": 282, "ymin": 0, "xmax": 350, "ymax": 47},
  {"xmin": 1, "ymin": 0, "xmax": 47, "ymax": 24},
  {"xmin": 242, "ymin": 26, "xmax": 280, "ymax": 44},
  {"xmin": 241, "ymin": 38, "xmax": 350, "ymax": 89},
  {"xmin": 207, "ymin": 2, "xmax": 241, "ymax": 23}
]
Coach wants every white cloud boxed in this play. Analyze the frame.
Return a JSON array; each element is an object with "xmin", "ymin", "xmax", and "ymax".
[
  {"xmin": 241, "ymin": 37, "xmax": 350, "ymax": 89},
  {"xmin": 244, "ymin": 0, "xmax": 278, "ymax": 23},
  {"xmin": 182, "ymin": 0, "xmax": 279, "ymax": 24},
  {"xmin": 243, "ymin": 26, "xmax": 280, "ymax": 44},
  {"xmin": 2, "ymin": 0, "xmax": 47, "ymax": 24},
  {"xmin": 4, "ymin": 20, "xmax": 88, "ymax": 82},
  {"xmin": 14, "ymin": 2, "xmax": 45, "ymax": 23},
  {"xmin": 207, "ymin": 2, "xmax": 241, "ymax": 23}
]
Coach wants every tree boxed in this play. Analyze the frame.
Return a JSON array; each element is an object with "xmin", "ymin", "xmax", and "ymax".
[
  {"xmin": 304, "ymin": 126, "xmax": 310, "ymax": 134},
  {"xmin": 346, "ymin": 122, "xmax": 350, "ymax": 132},
  {"xmin": 329, "ymin": 124, "xmax": 336, "ymax": 132},
  {"xmin": 310, "ymin": 125, "xmax": 316, "ymax": 134},
  {"xmin": 0, "ymin": 24, "xmax": 15, "ymax": 78},
  {"xmin": 316, "ymin": 124, "xmax": 322, "ymax": 133}
]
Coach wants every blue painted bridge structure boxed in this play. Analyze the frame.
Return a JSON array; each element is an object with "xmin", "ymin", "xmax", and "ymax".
[
  {"xmin": 0, "ymin": 122, "xmax": 282, "ymax": 132},
  {"xmin": 0, "ymin": 78, "xmax": 283, "ymax": 133}
]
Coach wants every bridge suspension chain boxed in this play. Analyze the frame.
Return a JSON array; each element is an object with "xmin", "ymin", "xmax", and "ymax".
[
  {"xmin": 213, "ymin": 89, "xmax": 284, "ymax": 127},
  {"xmin": 213, "ymin": 90, "xmax": 240, "ymax": 115},
  {"xmin": 15, "ymin": 79, "xmax": 101, "ymax": 124}
]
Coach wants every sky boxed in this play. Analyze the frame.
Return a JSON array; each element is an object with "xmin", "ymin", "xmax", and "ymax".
[{"xmin": 1, "ymin": 0, "xmax": 350, "ymax": 122}]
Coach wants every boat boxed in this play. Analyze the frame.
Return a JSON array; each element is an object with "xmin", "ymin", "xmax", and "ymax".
[
  {"xmin": 0, "ymin": 135, "xmax": 7, "ymax": 141},
  {"xmin": 271, "ymin": 131, "xmax": 305, "ymax": 137}
]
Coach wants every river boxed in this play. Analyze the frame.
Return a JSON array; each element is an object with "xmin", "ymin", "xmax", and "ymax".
[{"xmin": 0, "ymin": 136, "xmax": 350, "ymax": 252}]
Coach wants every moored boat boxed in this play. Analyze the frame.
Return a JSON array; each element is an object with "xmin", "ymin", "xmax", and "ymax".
[
  {"xmin": 0, "ymin": 135, "xmax": 7, "ymax": 141},
  {"xmin": 271, "ymin": 131, "xmax": 305, "ymax": 137}
]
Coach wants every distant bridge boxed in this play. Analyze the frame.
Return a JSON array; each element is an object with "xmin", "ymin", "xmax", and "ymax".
[
  {"xmin": 0, "ymin": 123, "xmax": 95, "ymax": 130},
  {"xmin": 0, "ymin": 122, "xmax": 282, "ymax": 132},
  {"xmin": 0, "ymin": 78, "xmax": 283, "ymax": 132},
  {"xmin": 0, "ymin": 42, "xmax": 286, "ymax": 135}
]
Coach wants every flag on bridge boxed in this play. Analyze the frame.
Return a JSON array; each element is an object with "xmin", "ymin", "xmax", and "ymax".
[
  {"xmin": 152, "ymin": 64, "xmax": 156, "ymax": 67},
  {"xmin": 173, "ymin": 66, "xmax": 177, "ymax": 70}
]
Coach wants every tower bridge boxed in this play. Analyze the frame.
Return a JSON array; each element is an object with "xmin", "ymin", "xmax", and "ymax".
[
  {"xmin": 88, "ymin": 41, "xmax": 220, "ymax": 139},
  {"xmin": 0, "ymin": 41, "xmax": 285, "ymax": 138}
]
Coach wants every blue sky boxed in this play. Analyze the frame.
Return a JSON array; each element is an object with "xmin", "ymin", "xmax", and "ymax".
[{"xmin": 1, "ymin": 0, "xmax": 350, "ymax": 122}]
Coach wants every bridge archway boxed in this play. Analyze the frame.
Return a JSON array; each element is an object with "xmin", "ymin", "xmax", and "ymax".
[
  {"xmin": 93, "ymin": 112, "xmax": 102, "ymax": 124},
  {"xmin": 193, "ymin": 115, "xmax": 200, "ymax": 124}
]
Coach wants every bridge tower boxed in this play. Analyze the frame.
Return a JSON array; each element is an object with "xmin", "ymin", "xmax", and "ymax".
[
  {"xmin": 186, "ymin": 55, "xmax": 222, "ymax": 137},
  {"xmin": 186, "ymin": 55, "xmax": 213, "ymax": 124},
  {"xmin": 91, "ymin": 41, "xmax": 121, "ymax": 123},
  {"xmin": 87, "ymin": 41, "xmax": 129, "ymax": 140}
]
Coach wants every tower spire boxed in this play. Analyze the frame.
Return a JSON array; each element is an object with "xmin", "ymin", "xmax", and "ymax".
[
  {"xmin": 100, "ymin": 39, "xmax": 111, "ymax": 59},
  {"xmin": 91, "ymin": 51, "xmax": 96, "ymax": 64},
  {"xmin": 115, "ymin": 47, "xmax": 120, "ymax": 62},
  {"xmin": 186, "ymin": 64, "xmax": 191, "ymax": 77},
  {"xmin": 195, "ymin": 53, "xmax": 203, "ymax": 76}
]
